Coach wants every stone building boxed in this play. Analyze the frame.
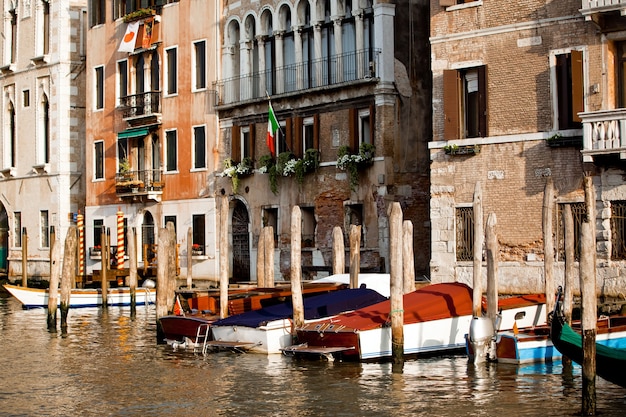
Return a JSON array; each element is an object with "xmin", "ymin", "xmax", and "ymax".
[
  {"xmin": 84, "ymin": 1, "xmax": 221, "ymax": 282},
  {"xmin": 0, "ymin": 0, "xmax": 86, "ymax": 282},
  {"xmin": 213, "ymin": 0, "xmax": 432, "ymax": 282},
  {"xmin": 430, "ymin": 0, "xmax": 626, "ymax": 297}
]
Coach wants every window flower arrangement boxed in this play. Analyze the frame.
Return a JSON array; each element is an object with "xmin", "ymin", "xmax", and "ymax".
[
  {"xmin": 221, "ymin": 157, "xmax": 253, "ymax": 194},
  {"xmin": 123, "ymin": 8, "xmax": 156, "ymax": 23},
  {"xmin": 336, "ymin": 143, "xmax": 375, "ymax": 191},
  {"xmin": 191, "ymin": 243, "xmax": 203, "ymax": 256}
]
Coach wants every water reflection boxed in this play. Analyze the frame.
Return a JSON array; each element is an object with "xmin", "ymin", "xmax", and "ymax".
[{"xmin": 1, "ymin": 292, "xmax": 625, "ymax": 417}]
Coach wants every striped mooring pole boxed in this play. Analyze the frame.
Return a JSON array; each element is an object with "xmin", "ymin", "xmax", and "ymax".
[
  {"xmin": 77, "ymin": 211, "xmax": 85, "ymax": 278},
  {"xmin": 116, "ymin": 208, "xmax": 125, "ymax": 270}
]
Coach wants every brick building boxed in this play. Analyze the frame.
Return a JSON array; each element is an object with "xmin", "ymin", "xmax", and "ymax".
[
  {"xmin": 430, "ymin": 0, "xmax": 626, "ymax": 297},
  {"xmin": 214, "ymin": 0, "xmax": 432, "ymax": 282}
]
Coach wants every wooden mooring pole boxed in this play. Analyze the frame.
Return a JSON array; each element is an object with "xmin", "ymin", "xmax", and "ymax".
[
  {"xmin": 219, "ymin": 197, "xmax": 229, "ymax": 319},
  {"xmin": 472, "ymin": 182, "xmax": 484, "ymax": 318},
  {"xmin": 390, "ymin": 202, "xmax": 404, "ymax": 365},
  {"xmin": 543, "ymin": 178, "xmax": 556, "ymax": 314},
  {"xmin": 21, "ymin": 228, "xmax": 28, "ymax": 287},
  {"xmin": 562, "ymin": 204, "xmax": 575, "ymax": 369},
  {"xmin": 291, "ymin": 206, "xmax": 304, "ymax": 329},
  {"xmin": 46, "ymin": 237, "xmax": 61, "ymax": 331},
  {"xmin": 402, "ymin": 220, "xmax": 415, "ymax": 294},
  {"xmin": 186, "ymin": 227, "xmax": 193, "ymax": 289},
  {"xmin": 256, "ymin": 228, "xmax": 266, "ymax": 287},
  {"xmin": 332, "ymin": 226, "xmax": 345, "ymax": 275},
  {"xmin": 349, "ymin": 225, "xmax": 361, "ymax": 289},
  {"xmin": 60, "ymin": 226, "xmax": 78, "ymax": 332},
  {"xmin": 101, "ymin": 228, "xmax": 109, "ymax": 308},
  {"xmin": 128, "ymin": 227, "xmax": 137, "ymax": 315},
  {"xmin": 264, "ymin": 226, "xmax": 274, "ymax": 288},
  {"xmin": 580, "ymin": 176, "xmax": 597, "ymax": 415},
  {"xmin": 485, "ymin": 213, "xmax": 498, "ymax": 324}
]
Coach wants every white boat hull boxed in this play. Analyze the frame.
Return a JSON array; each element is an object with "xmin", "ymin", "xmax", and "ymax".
[
  {"xmin": 211, "ymin": 319, "xmax": 296, "ymax": 354},
  {"xmin": 357, "ymin": 315, "xmax": 473, "ymax": 360},
  {"xmin": 3, "ymin": 284, "xmax": 156, "ymax": 309}
]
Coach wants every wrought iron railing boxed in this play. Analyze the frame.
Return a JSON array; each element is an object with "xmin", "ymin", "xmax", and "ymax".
[
  {"xmin": 119, "ymin": 91, "xmax": 161, "ymax": 119},
  {"xmin": 115, "ymin": 169, "xmax": 164, "ymax": 194},
  {"xmin": 214, "ymin": 49, "xmax": 380, "ymax": 105}
]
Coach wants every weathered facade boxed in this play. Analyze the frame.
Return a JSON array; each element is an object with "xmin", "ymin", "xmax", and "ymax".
[
  {"xmin": 0, "ymin": 0, "xmax": 86, "ymax": 281},
  {"xmin": 85, "ymin": 1, "xmax": 221, "ymax": 282},
  {"xmin": 430, "ymin": 0, "xmax": 626, "ymax": 297},
  {"xmin": 214, "ymin": 0, "xmax": 432, "ymax": 282}
]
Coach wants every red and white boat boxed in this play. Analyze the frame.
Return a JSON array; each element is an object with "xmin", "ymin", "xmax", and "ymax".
[{"xmin": 285, "ymin": 282, "xmax": 474, "ymax": 361}]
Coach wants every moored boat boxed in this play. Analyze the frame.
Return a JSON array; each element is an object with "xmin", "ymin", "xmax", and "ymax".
[
  {"xmin": 284, "ymin": 282, "xmax": 474, "ymax": 361},
  {"xmin": 551, "ymin": 293, "xmax": 626, "ymax": 388},
  {"xmin": 209, "ymin": 287, "xmax": 387, "ymax": 354},
  {"xmin": 159, "ymin": 281, "xmax": 348, "ymax": 345},
  {"xmin": 3, "ymin": 283, "xmax": 156, "ymax": 309}
]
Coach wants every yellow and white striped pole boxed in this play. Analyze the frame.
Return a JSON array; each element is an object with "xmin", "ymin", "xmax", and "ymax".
[
  {"xmin": 116, "ymin": 207, "xmax": 125, "ymax": 270},
  {"xmin": 77, "ymin": 211, "xmax": 84, "ymax": 278}
]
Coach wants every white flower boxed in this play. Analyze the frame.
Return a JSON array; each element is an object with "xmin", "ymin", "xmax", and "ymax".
[
  {"xmin": 282, "ymin": 159, "xmax": 299, "ymax": 176},
  {"xmin": 221, "ymin": 166, "xmax": 236, "ymax": 178}
]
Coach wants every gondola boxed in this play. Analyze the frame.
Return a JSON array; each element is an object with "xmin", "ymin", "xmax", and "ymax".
[{"xmin": 550, "ymin": 287, "xmax": 626, "ymax": 388}]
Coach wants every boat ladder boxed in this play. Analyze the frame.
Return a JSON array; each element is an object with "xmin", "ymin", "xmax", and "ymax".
[{"xmin": 195, "ymin": 323, "xmax": 211, "ymax": 355}]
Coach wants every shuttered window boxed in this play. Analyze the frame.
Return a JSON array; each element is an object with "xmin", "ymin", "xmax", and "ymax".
[{"xmin": 443, "ymin": 66, "xmax": 487, "ymax": 140}]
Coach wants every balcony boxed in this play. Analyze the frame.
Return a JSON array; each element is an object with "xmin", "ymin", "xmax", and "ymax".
[
  {"xmin": 580, "ymin": 109, "xmax": 626, "ymax": 162},
  {"xmin": 214, "ymin": 49, "xmax": 380, "ymax": 106},
  {"xmin": 115, "ymin": 168, "xmax": 164, "ymax": 201},
  {"xmin": 119, "ymin": 91, "xmax": 161, "ymax": 124},
  {"xmin": 581, "ymin": 0, "xmax": 626, "ymax": 30}
]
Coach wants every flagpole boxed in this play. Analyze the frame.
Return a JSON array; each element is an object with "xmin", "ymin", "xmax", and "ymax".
[{"xmin": 266, "ymin": 91, "xmax": 285, "ymax": 139}]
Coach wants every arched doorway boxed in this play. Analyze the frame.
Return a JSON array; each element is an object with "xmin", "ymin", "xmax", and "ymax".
[
  {"xmin": 0, "ymin": 204, "xmax": 8, "ymax": 277},
  {"xmin": 231, "ymin": 200, "xmax": 250, "ymax": 282}
]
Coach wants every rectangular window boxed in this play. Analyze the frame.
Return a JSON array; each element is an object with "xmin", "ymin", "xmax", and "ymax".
[
  {"xmin": 192, "ymin": 214, "xmax": 206, "ymax": 255},
  {"xmin": 40, "ymin": 210, "xmax": 49, "ymax": 248},
  {"xmin": 95, "ymin": 66, "xmax": 104, "ymax": 110},
  {"xmin": 263, "ymin": 208, "xmax": 279, "ymax": 244},
  {"xmin": 42, "ymin": 0, "xmax": 50, "ymax": 55},
  {"xmin": 164, "ymin": 215, "xmax": 177, "ymax": 234},
  {"xmin": 94, "ymin": 141, "xmax": 104, "ymax": 179},
  {"xmin": 93, "ymin": 219, "xmax": 104, "ymax": 248},
  {"xmin": 555, "ymin": 51, "xmax": 583, "ymax": 130},
  {"xmin": 193, "ymin": 40, "xmax": 207, "ymax": 90},
  {"xmin": 303, "ymin": 117, "xmax": 315, "ymax": 151},
  {"xmin": 241, "ymin": 127, "xmax": 251, "ymax": 160},
  {"xmin": 611, "ymin": 201, "xmax": 626, "ymax": 260},
  {"xmin": 23, "ymin": 90, "xmax": 30, "ymax": 107},
  {"xmin": 456, "ymin": 206, "xmax": 474, "ymax": 262},
  {"xmin": 358, "ymin": 109, "xmax": 371, "ymax": 145},
  {"xmin": 166, "ymin": 47, "xmax": 178, "ymax": 95},
  {"xmin": 166, "ymin": 130, "xmax": 177, "ymax": 172},
  {"xmin": 556, "ymin": 203, "xmax": 584, "ymax": 262},
  {"xmin": 301, "ymin": 206, "xmax": 316, "ymax": 248},
  {"xmin": 193, "ymin": 125, "xmax": 206, "ymax": 169},
  {"xmin": 14, "ymin": 212, "xmax": 22, "ymax": 247},
  {"xmin": 117, "ymin": 60, "xmax": 128, "ymax": 106},
  {"xmin": 443, "ymin": 66, "xmax": 487, "ymax": 140},
  {"xmin": 113, "ymin": 0, "xmax": 127, "ymax": 20},
  {"xmin": 89, "ymin": 0, "xmax": 105, "ymax": 27},
  {"xmin": 117, "ymin": 137, "xmax": 129, "ymax": 171}
]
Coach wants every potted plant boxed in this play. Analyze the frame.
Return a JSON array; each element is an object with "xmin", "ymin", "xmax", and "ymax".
[
  {"xmin": 220, "ymin": 157, "xmax": 254, "ymax": 194},
  {"xmin": 337, "ymin": 143, "xmax": 375, "ymax": 191},
  {"xmin": 191, "ymin": 243, "xmax": 203, "ymax": 256}
]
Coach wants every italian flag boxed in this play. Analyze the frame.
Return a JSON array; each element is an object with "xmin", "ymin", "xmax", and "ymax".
[{"xmin": 267, "ymin": 103, "xmax": 278, "ymax": 157}]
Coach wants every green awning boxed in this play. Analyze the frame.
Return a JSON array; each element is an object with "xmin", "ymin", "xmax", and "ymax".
[{"xmin": 117, "ymin": 127, "xmax": 149, "ymax": 139}]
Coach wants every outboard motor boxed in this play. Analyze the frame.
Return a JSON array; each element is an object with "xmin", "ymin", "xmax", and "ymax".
[{"xmin": 468, "ymin": 316, "xmax": 496, "ymax": 363}]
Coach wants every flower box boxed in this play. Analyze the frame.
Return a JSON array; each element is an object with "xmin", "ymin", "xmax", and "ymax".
[{"xmin": 444, "ymin": 144, "xmax": 480, "ymax": 155}]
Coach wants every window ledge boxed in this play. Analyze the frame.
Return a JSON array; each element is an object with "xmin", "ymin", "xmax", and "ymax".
[
  {"xmin": 0, "ymin": 167, "xmax": 16, "ymax": 178},
  {"xmin": 32, "ymin": 163, "xmax": 50, "ymax": 174},
  {"xmin": 0, "ymin": 64, "xmax": 16, "ymax": 74},
  {"xmin": 446, "ymin": 1, "xmax": 483, "ymax": 12},
  {"xmin": 31, "ymin": 55, "xmax": 49, "ymax": 65}
]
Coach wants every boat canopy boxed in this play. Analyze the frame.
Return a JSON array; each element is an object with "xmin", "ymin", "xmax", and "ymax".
[{"xmin": 212, "ymin": 288, "xmax": 387, "ymax": 328}]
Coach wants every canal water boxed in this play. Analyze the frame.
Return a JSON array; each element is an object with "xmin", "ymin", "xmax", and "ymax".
[{"xmin": 1, "ymin": 292, "xmax": 625, "ymax": 417}]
